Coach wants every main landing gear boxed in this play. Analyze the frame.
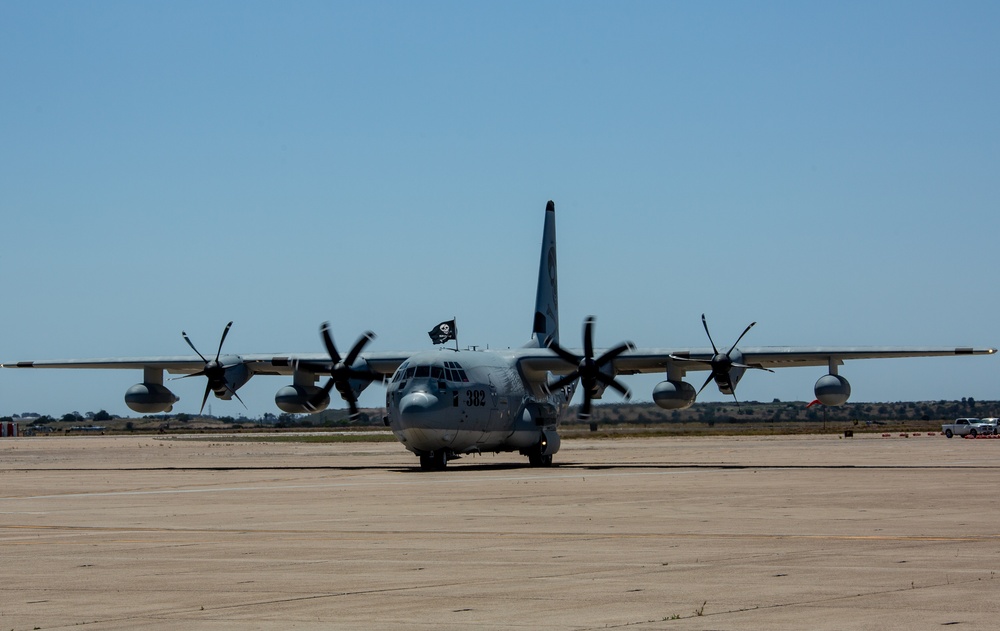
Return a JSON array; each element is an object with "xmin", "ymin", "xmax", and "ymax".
[
  {"xmin": 528, "ymin": 453, "xmax": 553, "ymax": 467},
  {"xmin": 419, "ymin": 443, "xmax": 555, "ymax": 470},
  {"xmin": 419, "ymin": 450, "xmax": 449, "ymax": 471}
]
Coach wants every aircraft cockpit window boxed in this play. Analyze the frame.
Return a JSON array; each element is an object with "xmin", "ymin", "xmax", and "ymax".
[
  {"xmin": 443, "ymin": 361, "xmax": 469, "ymax": 382},
  {"xmin": 404, "ymin": 366, "xmax": 416, "ymax": 379},
  {"xmin": 415, "ymin": 366, "xmax": 430, "ymax": 378},
  {"xmin": 431, "ymin": 366, "xmax": 445, "ymax": 380},
  {"xmin": 392, "ymin": 363, "xmax": 409, "ymax": 383}
]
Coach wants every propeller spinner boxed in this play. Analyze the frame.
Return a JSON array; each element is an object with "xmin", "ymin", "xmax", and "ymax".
[
  {"xmin": 179, "ymin": 321, "xmax": 246, "ymax": 415},
  {"xmin": 545, "ymin": 316, "xmax": 634, "ymax": 420}
]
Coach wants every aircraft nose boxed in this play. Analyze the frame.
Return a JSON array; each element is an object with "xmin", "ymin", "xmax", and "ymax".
[{"xmin": 399, "ymin": 391, "xmax": 439, "ymax": 423}]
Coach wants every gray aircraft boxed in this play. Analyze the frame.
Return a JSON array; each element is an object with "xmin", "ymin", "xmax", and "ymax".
[{"xmin": 4, "ymin": 201, "xmax": 995, "ymax": 469}]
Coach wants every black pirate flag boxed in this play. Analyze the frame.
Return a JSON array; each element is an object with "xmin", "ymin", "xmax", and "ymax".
[{"xmin": 428, "ymin": 319, "xmax": 457, "ymax": 345}]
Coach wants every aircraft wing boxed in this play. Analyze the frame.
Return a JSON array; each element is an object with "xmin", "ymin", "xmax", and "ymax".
[
  {"xmin": 516, "ymin": 345, "xmax": 996, "ymax": 380},
  {"xmin": 240, "ymin": 352, "xmax": 411, "ymax": 377},
  {"xmin": 2, "ymin": 352, "xmax": 412, "ymax": 377},
  {"xmin": 3, "ymin": 356, "xmax": 216, "ymax": 374},
  {"xmin": 612, "ymin": 345, "xmax": 997, "ymax": 374},
  {"xmin": 1, "ymin": 350, "xmax": 413, "ymax": 416},
  {"xmin": 11, "ymin": 346, "xmax": 992, "ymax": 379}
]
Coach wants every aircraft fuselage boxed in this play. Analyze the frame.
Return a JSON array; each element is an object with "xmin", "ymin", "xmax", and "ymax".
[{"xmin": 384, "ymin": 349, "xmax": 567, "ymax": 467}]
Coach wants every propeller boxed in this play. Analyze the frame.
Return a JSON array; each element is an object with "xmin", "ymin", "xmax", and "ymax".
[
  {"xmin": 178, "ymin": 321, "xmax": 246, "ymax": 415},
  {"xmin": 545, "ymin": 316, "xmax": 634, "ymax": 420},
  {"xmin": 670, "ymin": 314, "xmax": 773, "ymax": 404},
  {"xmin": 308, "ymin": 322, "xmax": 383, "ymax": 419}
]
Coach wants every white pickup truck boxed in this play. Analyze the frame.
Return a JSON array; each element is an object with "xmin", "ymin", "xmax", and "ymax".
[{"xmin": 941, "ymin": 418, "xmax": 993, "ymax": 438}]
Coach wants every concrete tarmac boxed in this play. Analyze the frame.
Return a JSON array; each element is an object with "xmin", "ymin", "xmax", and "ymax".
[{"xmin": 1, "ymin": 432, "xmax": 999, "ymax": 630}]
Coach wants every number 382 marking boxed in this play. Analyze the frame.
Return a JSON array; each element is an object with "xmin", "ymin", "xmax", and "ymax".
[{"xmin": 465, "ymin": 389, "xmax": 487, "ymax": 407}]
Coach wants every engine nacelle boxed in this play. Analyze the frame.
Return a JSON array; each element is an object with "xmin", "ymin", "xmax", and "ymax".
[
  {"xmin": 814, "ymin": 374, "xmax": 851, "ymax": 406},
  {"xmin": 125, "ymin": 383, "xmax": 179, "ymax": 414},
  {"xmin": 275, "ymin": 385, "xmax": 330, "ymax": 414},
  {"xmin": 652, "ymin": 379, "xmax": 697, "ymax": 410}
]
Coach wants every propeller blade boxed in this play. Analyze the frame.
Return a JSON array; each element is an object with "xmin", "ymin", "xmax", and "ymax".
[
  {"xmin": 727, "ymin": 321, "xmax": 756, "ymax": 354},
  {"xmin": 668, "ymin": 354, "xmax": 710, "ymax": 365},
  {"xmin": 546, "ymin": 372, "xmax": 580, "ymax": 393},
  {"xmin": 596, "ymin": 372, "xmax": 632, "ymax": 400},
  {"xmin": 546, "ymin": 338, "xmax": 581, "ymax": 365},
  {"xmin": 214, "ymin": 321, "xmax": 234, "ymax": 361},
  {"xmin": 222, "ymin": 383, "xmax": 248, "ymax": 410},
  {"xmin": 345, "ymin": 394, "xmax": 361, "ymax": 420},
  {"xmin": 233, "ymin": 391, "xmax": 247, "ymax": 409},
  {"xmin": 347, "ymin": 368, "xmax": 385, "ymax": 383},
  {"xmin": 701, "ymin": 314, "xmax": 720, "ymax": 355},
  {"xmin": 174, "ymin": 370, "xmax": 207, "ymax": 380},
  {"xmin": 583, "ymin": 316, "xmax": 595, "ymax": 359},
  {"xmin": 732, "ymin": 362, "xmax": 775, "ymax": 373},
  {"xmin": 182, "ymin": 331, "xmax": 208, "ymax": 363},
  {"xmin": 697, "ymin": 372, "xmax": 715, "ymax": 396},
  {"xmin": 594, "ymin": 341, "xmax": 635, "ymax": 368},
  {"xmin": 199, "ymin": 383, "xmax": 212, "ymax": 415},
  {"xmin": 320, "ymin": 322, "xmax": 342, "ymax": 365},
  {"xmin": 320, "ymin": 378, "xmax": 336, "ymax": 397},
  {"xmin": 307, "ymin": 379, "xmax": 336, "ymax": 411},
  {"xmin": 345, "ymin": 331, "xmax": 376, "ymax": 366}
]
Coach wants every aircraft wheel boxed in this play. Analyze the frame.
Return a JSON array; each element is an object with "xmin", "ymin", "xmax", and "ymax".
[
  {"xmin": 529, "ymin": 453, "xmax": 553, "ymax": 467},
  {"xmin": 434, "ymin": 450, "xmax": 448, "ymax": 469},
  {"xmin": 420, "ymin": 450, "xmax": 448, "ymax": 471}
]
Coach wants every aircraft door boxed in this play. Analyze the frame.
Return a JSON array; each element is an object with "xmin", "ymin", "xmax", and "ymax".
[{"xmin": 477, "ymin": 394, "xmax": 508, "ymax": 444}]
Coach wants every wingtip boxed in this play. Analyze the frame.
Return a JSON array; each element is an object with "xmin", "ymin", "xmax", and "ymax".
[
  {"xmin": 546, "ymin": 200, "xmax": 555, "ymax": 212},
  {"xmin": 958, "ymin": 347, "xmax": 996, "ymax": 355}
]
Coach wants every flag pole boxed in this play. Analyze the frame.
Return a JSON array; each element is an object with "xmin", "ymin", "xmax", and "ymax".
[{"xmin": 453, "ymin": 316, "xmax": 459, "ymax": 351}]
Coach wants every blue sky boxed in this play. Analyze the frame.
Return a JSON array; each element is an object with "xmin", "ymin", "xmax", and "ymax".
[{"xmin": 2, "ymin": 1, "xmax": 998, "ymax": 418}]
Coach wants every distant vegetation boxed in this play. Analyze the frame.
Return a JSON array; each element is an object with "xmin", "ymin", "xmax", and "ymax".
[
  {"xmin": 3, "ymin": 399, "xmax": 995, "ymax": 436},
  {"xmin": 581, "ymin": 397, "xmax": 995, "ymax": 426},
  {"xmin": 559, "ymin": 398, "xmax": 997, "ymax": 436}
]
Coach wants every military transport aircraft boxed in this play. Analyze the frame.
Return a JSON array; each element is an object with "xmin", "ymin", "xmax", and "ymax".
[{"xmin": 3, "ymin": 201, "xmax": 995, "ymax": 469}]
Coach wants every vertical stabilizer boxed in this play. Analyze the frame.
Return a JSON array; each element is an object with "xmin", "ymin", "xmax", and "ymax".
[{"xmin": 529, "ymin": 200, "xmax": 559, "ymax": 348}]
